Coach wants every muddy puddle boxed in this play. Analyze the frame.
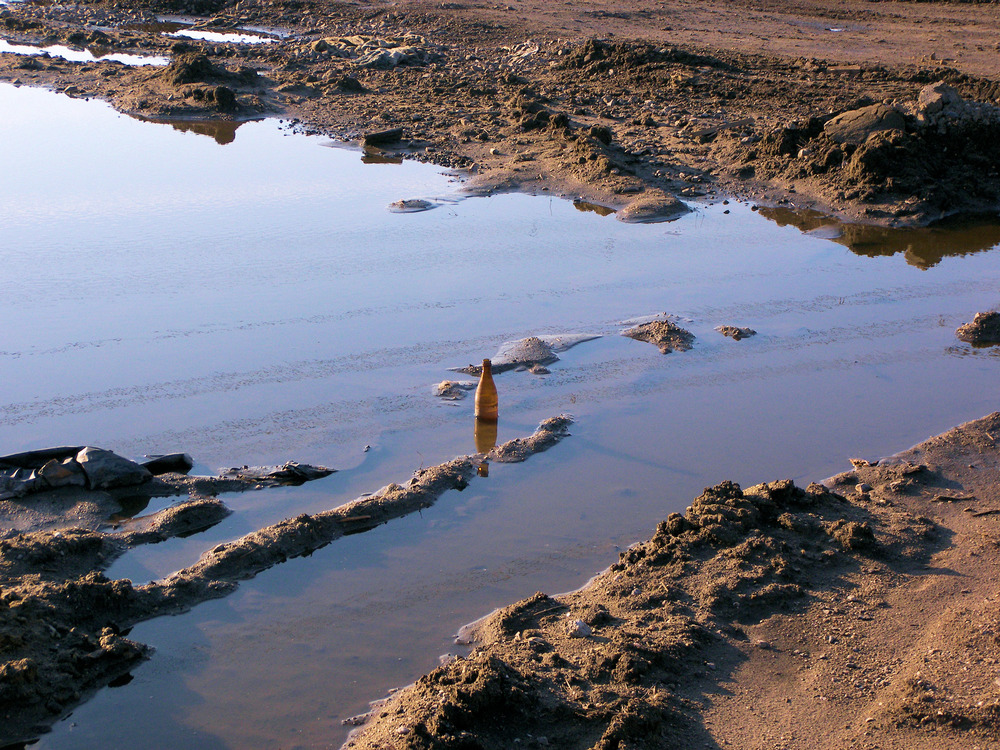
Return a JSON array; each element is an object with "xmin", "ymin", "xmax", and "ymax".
[
  {"xmin": 0, "ymin": 39, "xmax": 167, "ymax": 65},
  {"xmin": 3, "ymin": 81, "xmax": 1000, "ymax": 748}
]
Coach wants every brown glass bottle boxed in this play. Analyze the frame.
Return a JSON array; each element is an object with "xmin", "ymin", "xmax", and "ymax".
[{"xmin": 474, "ymin": 358, "xmax": 499, "ymax": 421}]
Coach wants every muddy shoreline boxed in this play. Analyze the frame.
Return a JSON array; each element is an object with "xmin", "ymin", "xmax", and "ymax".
[
  {"xmin": 2, "ymin": 0, "xmax": 1000, "ymax": 226},
  {"xmin": 347, "ymin": 412, "xmax": 1000, "ymax": 749},
  {"xmin": 0, "ymin": 418, "xmax": 570, "ymax": 746},
  {"xmin": 4, "ymin": 0, "xmax": 1000, "ymax": 746}
]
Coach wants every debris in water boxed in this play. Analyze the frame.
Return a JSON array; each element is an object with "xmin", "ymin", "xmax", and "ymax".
[
  {"xmin": 623, "ymin": 319, "xmax": 695, "ymax": 353},
  {"xmin": 388, "ymin": 198, "xmax": 436, "ymax": 213},
  {"xmin": 434, "ymin": 380, "xmax": 477, "ymax": 400},
  {"xmin": 716, "ymin": 325, "xmax": 757, "ymax": 341},
  {"xmin": 454, "ymin": 334, "xmax": 599, "ymax": 374}
]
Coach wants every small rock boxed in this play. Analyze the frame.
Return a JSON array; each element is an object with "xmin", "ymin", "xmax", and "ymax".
[
  {"xmin": 364, "ymin": 127, "xmax": 405, "ymax": 146},
  {"xmin": 618, "ymin": 193, "xmax": 690, "ymax": 224},
  {"xmin": 567, "ymin": 619, "xmax": 592, "ymax": 638},
  {"xmin": 918, "ymin": 81, "xmax": 962, "ymax": 116},
  {"xmin": 434, "ymin": 380, "xmax": 477, "ymax": 400},
  {"xmin": 141, "ymin": 453, "xmax": 194, "ymax": 476},
  {"xmin": 388, "ymin": 198, "xmax": 435, "ymax": 213},
  {"xmin": 823, "ymin": 103, "xmax": 905, "ymax": 146},
  {"xmin": 76, "ymin": 447, "xmax": 152, "ymax": 490},
  {"xmin": 37, "ymin": 458, "xmax": 86, "ymax": 489}
]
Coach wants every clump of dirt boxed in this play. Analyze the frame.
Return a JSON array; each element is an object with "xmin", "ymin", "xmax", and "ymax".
[
  {"xmin": 956, "ymin": 310, "xmax": 1000, "ymax": 346},
  {"xmin": 455, "ymin": 335, "xmax": 599, "ymax": 375},
  {"xmin": 617, "ymin": 191, "xmax": 690, "ymax": 223},
  {"xmin": 623, "ymin": 319, "xmax": 695, "ymax": 353},
  {"xmin": 488, "ymin": 415, "xmax": 572, "ymax": 463},
  {"xmin": 716, "ymin": 325, "xmax": 756, "ymax": 341},
  {"xmin": 348, "ymin": 411, "xmax": 1000, "ymax": 750}
]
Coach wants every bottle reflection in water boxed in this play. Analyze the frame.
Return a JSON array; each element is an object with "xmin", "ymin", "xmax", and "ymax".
[
  {"xmin": 474, "ymin": 358, "xmax": 499, "ymax": 421},
  {"xmin": 475, "ymin": 417, "xmax": 498, "ymax": 477}
]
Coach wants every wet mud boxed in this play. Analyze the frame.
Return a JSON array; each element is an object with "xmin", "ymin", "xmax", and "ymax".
[
  {"xmin": 0, "ymin": 417, "xmax": 571, "ymax": 746},
  {"xmin": 348, "ymin": 412, "xmax": 1000, "ymax": 750},
  {"xmin": 1, "ymin": 0, "xmax": 999, "ymax": 225}
]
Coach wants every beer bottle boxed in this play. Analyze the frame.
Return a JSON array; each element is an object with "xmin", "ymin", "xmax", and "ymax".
[{"xmin": 474, "ymin": 358, "xmax": 499, "ymax": 421}]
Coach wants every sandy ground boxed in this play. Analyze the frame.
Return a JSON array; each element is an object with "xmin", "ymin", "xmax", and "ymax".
[
  {"xmin": 347, "ymin": 411, "xmax": 1000, "ymax": 750},
  {"xmin": 1, "ymin": 0, "xmax": 999, "ymax": 225}
]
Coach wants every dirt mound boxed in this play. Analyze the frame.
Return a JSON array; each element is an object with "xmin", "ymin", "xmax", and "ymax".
[
  {"xmin": 348, "ymin": 412, "xmax": 1000, "ymax": 750},
  {"xmin": 727, "ymin": 81, "xmax": 1000, "ymax": 223},
  {"xmin": 623, "ymin": 319, "xmax": 695, "ymax": 353},
  {"xmin": 558, "ymin": 38, "xmax": 729, "ymax": 75}
]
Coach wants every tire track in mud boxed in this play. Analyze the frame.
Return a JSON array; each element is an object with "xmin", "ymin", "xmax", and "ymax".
[
  {"xmin": 686, "ymin": 275, "xmax": 1000, "ymax": 321},
  {"xmin": 0, "ymin": 335, "xmax": 507, "ymax": 425},
  {"xmin": 1, "ymin": 276, "xmax": 988, "ymax": 428},
  {"xmin": 10, "ymin": 241, "xmax": 995, "ymax": 360}
]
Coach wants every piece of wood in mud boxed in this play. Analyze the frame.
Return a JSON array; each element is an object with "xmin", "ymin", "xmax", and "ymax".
[{"xmin": 931, "ymin": 494, "xmax": 976, "ymax": 503}]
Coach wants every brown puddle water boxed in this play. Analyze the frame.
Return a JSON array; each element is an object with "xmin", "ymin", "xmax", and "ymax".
[{"xmin": 2, "ymin": 83, "xmax": 1000, "ymax": 748}]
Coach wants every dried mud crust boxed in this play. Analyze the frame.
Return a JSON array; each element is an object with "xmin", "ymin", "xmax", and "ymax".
[
  {"xmin": 348, "ymin": 412, "xmax": 1000, "ymax": 750},
  {"xmin": 0, "ymin": 417, "xmax": 571, "ymax": 746},
  {"xmin": 2, "ymin": 0, "xmax": 1000, "ymax": 225}
]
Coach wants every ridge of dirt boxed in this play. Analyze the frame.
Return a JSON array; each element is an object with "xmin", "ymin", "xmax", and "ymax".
[
  {"xmin": 2, "ymin": 0, "xmax": 1000, "ymax": 226},
  {"xmin": 346, "ymin": 411, "xmax": 1000, "ymax": 750},
  {"xmin": 0, "ymin": 417, "xmax": 571, "ymax": 746}
]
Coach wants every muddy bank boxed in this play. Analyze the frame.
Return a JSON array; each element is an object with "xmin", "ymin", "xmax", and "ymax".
[
  {"xmin": 1, "ymin": 0, "xmax": 1000, "ymax": 226},
  {"xmin": 0, "ymin": 417, "xmax": 570, "ymax": 746},
  {"xmin": 347, "ymin": 412, "xmax": 1000, "ymax": 749}
]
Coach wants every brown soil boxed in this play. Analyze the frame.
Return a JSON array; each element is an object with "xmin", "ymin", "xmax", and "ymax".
[
  {"xmin": 347, "ymin": 411, "xmax": 1000, "ymax": 750},
  {"xmin": 0, "ymin": 417, "xmax": 570, "ymax": 746},
  {"xmin": 2, "ymin": 0, "xmax": 1000, "ymax": 226},
  {"xmin": 623, "ymin": 319, "xmax": 695, "ymax": 354}
]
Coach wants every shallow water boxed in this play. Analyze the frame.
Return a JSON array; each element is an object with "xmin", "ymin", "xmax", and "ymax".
[
  {"xmin": 166, "ymin": 29, "xmax": 277, "ymax": 44},
  {"xmin": 2, "ymin": 81, "xmax": 1000, "ymax": 748},
  {"xmin": 0, "ymin": 39, "xmax": 168, "ymax": 65}
]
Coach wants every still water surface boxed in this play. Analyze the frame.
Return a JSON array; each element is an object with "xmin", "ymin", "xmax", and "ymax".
[{"xmin": 2, "ymin": 82, "xmax": 1000, "ymax": 748}]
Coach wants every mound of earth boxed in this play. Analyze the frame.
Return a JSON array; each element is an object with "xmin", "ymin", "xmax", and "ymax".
[
  {"xmin": 347, "ymin": 411, "xmax": 1000, "ymax": 750},
  {"xmin": 623, "ymin": 319, "xmax": 695, "ymax": 353},
  {"xmin": 455, "ymin": 335, "xmax": 599, "ymax": 375},
  {"xmin": 721, "ymin": 81, "xmax": 1000, "ymax": 225}
]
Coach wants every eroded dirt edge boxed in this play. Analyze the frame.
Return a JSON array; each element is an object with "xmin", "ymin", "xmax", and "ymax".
[
  {"xmin": 0, "ymin": 416, "xmax": 571, "ymax": 746},
  {"xmin": 346, "ymin": 411, "xmax": 1000, "ymax": 750}
]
